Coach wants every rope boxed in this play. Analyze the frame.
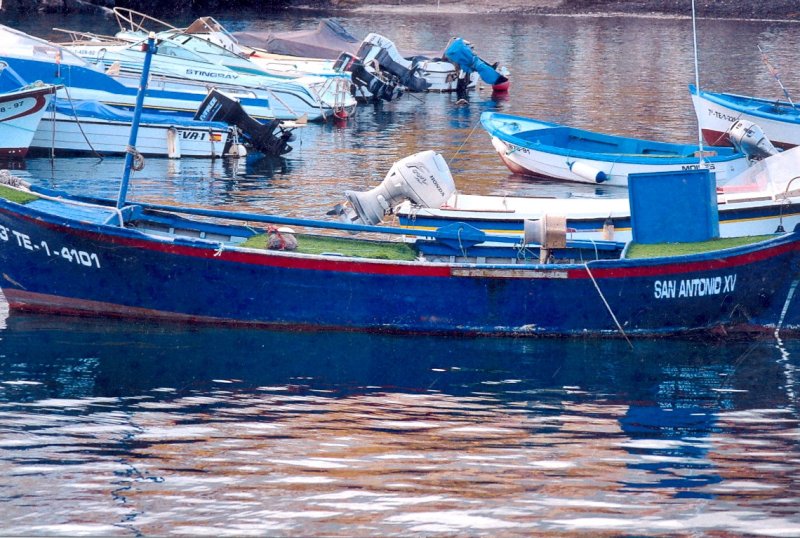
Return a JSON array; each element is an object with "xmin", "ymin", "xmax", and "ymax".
[
  {"xmin": 775, "ymin": 277, "xmax": 800, "ymax": 338},
  {"xmin": 126, "ymin": 144, "xmax": 145, "ymax": 171},
  {"xmin": 61, "ymin": 86, "xmax": 103, "ymax": 159},
  {"xmin": 457, "ymin": 227, "xmax": 468, "ymax": 259},
  {"xmin": 448, "ymin": 118, "xmax": 482, "ymax": 167},
  {"xmin": 584, "ymin": 261, "xmax": 633, "ymax": 348},
  {"xmin": 209, "ymin": 127, "xmax": 217, "ymax": 160}
]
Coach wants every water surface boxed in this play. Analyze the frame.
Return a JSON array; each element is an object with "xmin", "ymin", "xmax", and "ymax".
[{"xmin": 1, "ymin": 9, "xmax": 800, "ymax": 536}]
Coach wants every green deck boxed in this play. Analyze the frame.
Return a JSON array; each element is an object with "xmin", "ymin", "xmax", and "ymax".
[
  {"xmin": 241, "ymin": 232, "xmax": 419, "ymax": 261},
  {"xmin": 0, "ymin": 185, "xmax": 39, "ymax": 204},
  {"xmin": 625, "ymin": 235, "xmax": 774, "ymax": 258}
]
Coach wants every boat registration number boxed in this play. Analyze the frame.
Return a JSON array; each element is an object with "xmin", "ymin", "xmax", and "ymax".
[{"xmin": 0, "ymin": 225, "xmax": 101, "ymax": 268}]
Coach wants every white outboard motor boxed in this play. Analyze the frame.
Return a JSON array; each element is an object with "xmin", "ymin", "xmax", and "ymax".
[
  {"xmin": 729, "ymin": 120, "xmax": 779, "ymax": 160},
  {"xmin": 341, "ymin": 150, "xmax": 456, "ymax": 225}
]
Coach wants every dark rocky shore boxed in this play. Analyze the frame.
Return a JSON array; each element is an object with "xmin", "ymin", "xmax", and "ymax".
[{"xmin": 2, "ymin": 0, "xmax": 799, "ymax": 21}]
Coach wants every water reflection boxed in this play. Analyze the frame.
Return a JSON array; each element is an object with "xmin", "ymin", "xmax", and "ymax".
[{"xmin": 0, "ymin": 313, "xmax": 798, "ymax": 535}]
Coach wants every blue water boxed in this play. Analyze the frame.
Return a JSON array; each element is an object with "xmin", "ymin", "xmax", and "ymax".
[{"xmin": 1, "ymin": 9, "xmax": 800, "ymax": 536}]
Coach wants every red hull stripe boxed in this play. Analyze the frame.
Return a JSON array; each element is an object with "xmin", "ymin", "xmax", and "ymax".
[{"xmin": 11, "ymin": 208, "xmax": 796, "ymax": 280}]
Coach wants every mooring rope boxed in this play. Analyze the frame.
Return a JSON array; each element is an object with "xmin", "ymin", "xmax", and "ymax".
[
  {"xmin": 584, "ymin": 261, "xmax": 633, "ymax": 348},
  {"xmin": 448, "ymin": 118, "xmax": 482, "ymax": 167},
  {"xmin": 775, "ymin": 277, "xmax": 800, "ymax": 338},
  {"xmin": 62, "ymin": 86, "xmax": 103, "ymax": 159}
]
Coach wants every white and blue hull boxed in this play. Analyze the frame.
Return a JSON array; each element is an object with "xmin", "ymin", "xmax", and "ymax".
[
  {"xmin": 483, "ymin": 112, "xmax": 751, "ymax": 187},
  {"xmin": 690, "ymin": 84, "xmax": 800, "ymax": 150}
]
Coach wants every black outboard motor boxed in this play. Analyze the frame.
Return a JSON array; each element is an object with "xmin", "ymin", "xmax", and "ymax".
[
  {"xmin": 333, "ymin": 53, "xmax": 401, "ymax": 102},
  {"xmin": 356, "ymin": 39, "xmax": 431, "ymax": 93},
  {"xmin": 194, "ymin": 90, "xmax": 294, "ymax": 156}
]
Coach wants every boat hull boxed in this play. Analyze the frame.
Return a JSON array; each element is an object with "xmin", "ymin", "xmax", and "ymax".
[
  {"xmin": 690, "ymin": 85, "xmax": 800, "ymax": 150},
  {"xmin": 30, "ymin": 111, "xmax": 229, "ymax": 158},
  {"xmin": 0, "ymin": 85, "xmax": 57, "ymax": 158},
  {"xmin": 0, "ymin": 197, "xmax": 797, "ymax": 337},
  {"xmin": 482, "ymin": 112, "xmax": 750, "ymax": 186}
]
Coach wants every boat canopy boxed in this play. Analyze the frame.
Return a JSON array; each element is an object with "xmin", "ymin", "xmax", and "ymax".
[{"xmin": 233, "ymin": 19, "xmax": 361, "ymax": 59}]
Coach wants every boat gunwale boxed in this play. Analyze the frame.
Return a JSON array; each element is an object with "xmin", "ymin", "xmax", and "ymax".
[
  {"xmin": 0, "ymin": 189, "xmax": 796, "ymax": 278},
  {"xmin": 692, "ymin": 84, "xmax": 800, "ymax": 123}
]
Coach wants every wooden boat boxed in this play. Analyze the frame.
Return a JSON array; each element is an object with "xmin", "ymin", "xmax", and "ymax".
[
  {"xmin": 30, "ymin": 99, "xmax": 233, "ymax": 158},
  {"xmin": 0, "ymin": 84, "xmax": 58, "ymax": 158},
  {"xmin": 3, "ymin": 162, "xmax": 800, "ymax": 336},
  {"xmin": 481, "ymin": 111, "xmax": 751, "ymax": 186},
  {"xmin": 690, "ymin": 84, "xmax": 800, "ymax": 150}
]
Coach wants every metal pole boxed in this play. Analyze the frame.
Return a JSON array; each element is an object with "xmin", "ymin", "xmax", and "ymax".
[
  {"xmin": 691, "ymin": 0, "xmax": 705, "ymax": 157},
  {"xmin": 117, "ymin": 32, "xmax": 157, "ymax": 209}
]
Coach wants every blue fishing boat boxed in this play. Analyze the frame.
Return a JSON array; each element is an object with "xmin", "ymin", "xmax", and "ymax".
[
  {"xmin": 1, "ymin": 170, "xmax": 799, "ymax": 337},
  {"xmin": 481, "ymin": 111, "xmax": 752, "ymax": 186},
  {"xmin": 690, "ymin": 84, "xmax": 800, "ymax": 150}
]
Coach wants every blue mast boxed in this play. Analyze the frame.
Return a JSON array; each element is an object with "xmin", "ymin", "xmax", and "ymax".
[{"xmin": 117, "ymin": 32, "xmax": 157, "ymax": 209}]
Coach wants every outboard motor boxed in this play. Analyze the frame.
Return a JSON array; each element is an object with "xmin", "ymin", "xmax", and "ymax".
[
  {"xmin": 357, "ymin": 34, "xmax": 431, "ymax": 93},
  {"xmin": 728, "ymin": 119, "xmax": 778, "ymax": 160},
  {"xmin": 338, "ymin": 150, "xmax": 456, "ymax": 225},
  {"xmin": 443, "ymin": 38, "xmax": 509, "ymax": 87},
  {"xmin": 194, "ymin": 89, "xmax": 294, "ymax": 156},
  {"xmin": 334, "ymin": 52, "xmax": 401, "ymax": 102}
]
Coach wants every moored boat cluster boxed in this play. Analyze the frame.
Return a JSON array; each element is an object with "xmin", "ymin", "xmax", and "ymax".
[{"xmin": 1, "ymin": 9, "xmax": 800, "ymax": 338}]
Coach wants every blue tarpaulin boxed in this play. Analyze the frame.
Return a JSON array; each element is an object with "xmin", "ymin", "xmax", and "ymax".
[{"xmin": 54, "ymin": 99, "xmax": 227, "ymax": 129}]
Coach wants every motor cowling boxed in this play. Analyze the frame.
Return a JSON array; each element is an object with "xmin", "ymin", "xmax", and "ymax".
[
  {"xmin": 729, "ymin": 119, "xmax": 778, "ymax": 160},
  {"xmin": 357, "ymin": 35, "xmax": 431, "ymax": 93},
  {"xmin": 333, "ymin": 52, "xmax": 401, "ymax": 102},
  {"xmin": 194, "ymin": 89, "xmax": 294, "ymax": 156},
  {"xmin": 341, "ymin": 150, "xmax": 456, "ymax": 225}
]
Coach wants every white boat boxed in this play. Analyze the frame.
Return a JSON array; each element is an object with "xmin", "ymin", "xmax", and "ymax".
[
  {"xmin": 0, "ymin": 83, "xmax": 58, "ymax": 158},
  {"xmin": 690, "ymin": 84, "xmax": 800, "ymax": 150},
  {"xmin": 61, "ymin": 37, "xmax": 355, "ymax": 122},
  {"xmin": 56, "ymin": 12, "xmax": 356, "ymax": 121},
  {"xmin": 336, "ymin": 143, "xmax": 800, "ymax": 243},
  {"xmin": 0, "ymin": 25, "xmax": 278, "ymax": 122},
  {"xmin": 30, "ymin": 99, "xmax": 233, "ymax": 158},
  {"xmin": 481, "ymin": 111, "xmax": 753, "ymax": 186},
  {"xmin": 107, "ymin": 11, "xmax": 396, "ymax": 104}
]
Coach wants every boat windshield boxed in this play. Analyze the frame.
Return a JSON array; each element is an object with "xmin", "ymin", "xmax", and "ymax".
[
  {"xmin": 717, "ymin": 146, "xmax": 800, "ymax": 198},
  {"xmin": 138, "ymin": 39, "xmax": 207, "ymax": 63},
  {"xmin": 165, "ymin": 33, "xmax": 245, "ymax": 61},
  {"xmin": 0, "ymin": 24, "xmax": 95, "ymax": 68}
]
